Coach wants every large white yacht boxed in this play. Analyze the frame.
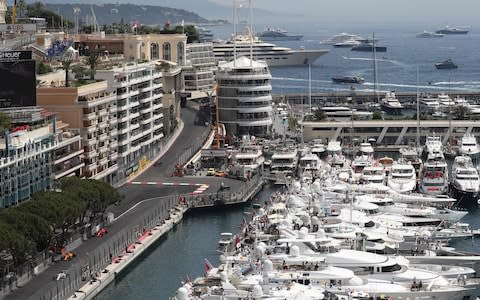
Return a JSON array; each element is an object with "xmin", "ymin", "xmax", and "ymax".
[
  {"xmin": 213, "ymin": 30, "xmax": 329, "ymax": 67},
  {"xmin": 380, "ymin": 91, "xmax": 403, "ymax": 115},
  {"xmin": 270, "ymin": 147, "xmax": 298, "ymax": 183},
  {"xmin": 458, "ymin": 133, "xmax": 480, "ymax": 159},
  {"xmin": 321, "ymin": 32, "xmax": 368, "ymax": 45},
  {"xmin": 419, "ymin": 150, "xmax": 449, "ymax": 195},
  {"xmin": 420, "ymin": 95, "xmax": 441, "ymax": 113},
  {"xmin": 388, "ymin": 163, "xmax": 417, "ymax": 193},
  {"xmin": 449, "ymin": 155, "xmax": 480, "ymax": 205},
  {"xmin": 230, "ymin": 137, "xmax": 265, "ymax": 179}
]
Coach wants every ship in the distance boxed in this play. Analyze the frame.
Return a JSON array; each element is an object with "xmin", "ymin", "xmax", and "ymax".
[
  {"xmin": 257, "ymin": 27, "xmax": 303, "ymax": 41},
  {"xmin": 213, "ymin": 29, "xmax": 329, "ymax": 67},
  {"xmin": 435, "ymin": 25, "xmax": 469, "ymax": 34}
]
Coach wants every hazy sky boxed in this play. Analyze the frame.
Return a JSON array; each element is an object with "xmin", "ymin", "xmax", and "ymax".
[{"xmin": 210, "ymin": 0, "xmax": 480, "ymax": 26}]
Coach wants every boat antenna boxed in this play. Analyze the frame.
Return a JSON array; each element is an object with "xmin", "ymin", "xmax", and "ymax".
[
  {"xmin": 233, "ymin": 0, "xmax": 237, "ymax": 66},
  {"xmin": 416, "ymin": 66, "xmax": 420, "ymax": 149},
  {"xmin": 372, "ymin": 32, "xmax": 379, "ymax": 104},
  {"xmin": 308, "ymin": 63, "xmax": 312, "ymax": 114},
  {"xmin": 249, "ymin": 0, "xmax": 253, "ymax": 65}
]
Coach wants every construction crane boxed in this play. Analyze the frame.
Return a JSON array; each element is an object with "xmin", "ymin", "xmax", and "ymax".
[{"xmin": 211, "ymin": 82, "xmax": 222, "ymax": 149}]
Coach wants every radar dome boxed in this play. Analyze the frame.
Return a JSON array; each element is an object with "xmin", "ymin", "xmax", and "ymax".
[{"xmin": 175, "ymin": 287, "xmax": 189, "ymax": 300}]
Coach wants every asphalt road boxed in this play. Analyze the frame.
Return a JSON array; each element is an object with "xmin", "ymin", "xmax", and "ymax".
[{"xmin": 6, "ymin": 102, "xmax": 237, "ymax": 300}]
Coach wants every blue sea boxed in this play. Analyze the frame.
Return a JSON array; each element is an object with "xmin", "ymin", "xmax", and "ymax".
[{"xmin": 209, "ymin": 23, "xmax": 480, "ymax": 95}]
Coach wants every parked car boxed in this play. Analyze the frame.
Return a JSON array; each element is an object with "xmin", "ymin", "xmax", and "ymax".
[{"xmin": 207, "ymin": 168, "xmax": 215, "ymax": 176}]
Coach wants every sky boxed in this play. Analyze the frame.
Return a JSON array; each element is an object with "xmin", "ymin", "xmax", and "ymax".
[{"xmin": 209, "ymin": 0, "xmax": 480, "ymax": 26}]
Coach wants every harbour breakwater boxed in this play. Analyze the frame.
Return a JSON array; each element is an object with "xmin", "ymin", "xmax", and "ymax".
[{"xmin": 35, "ymin": 176, "xmax": 264, "ymax": 300}]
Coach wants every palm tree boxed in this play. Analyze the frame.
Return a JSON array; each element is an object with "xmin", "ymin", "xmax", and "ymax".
[
  {"xmin": 61, "ymin": 59, "xmax": 72, "ymax": 87},
  {"xmin": 85, "ymin": 52, "xmax": 101, "ymax": 80}
]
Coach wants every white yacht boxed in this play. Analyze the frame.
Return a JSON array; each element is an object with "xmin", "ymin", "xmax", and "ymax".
[
  {"xmin": 458, "ymin": 133, "xmax": 480, "ymax": 159},
  {"xmin": 419, "ymin": 150, "xmax": 449, "ymax": 195},
  {"xmin": 380, "ymin": 91, "xmax": 403, "ymax": 115},
  {"xmin": 297, "ymin": 152, "xmax": 324, "ymax": 181},
  {"xmin": 360, "ymin": 166, "xmax": 386, "ymax": 185},
  {"xmin": 333, "ymin": 39, "xmax": 362, "ymax": 48},
  {"xmin": 424, "ymin": 136, "xmax": 443, "ymax": 154},
  {"xmin": 270, "ymin": 147, "xmax": 298, "ymax": 183},
  {"xmin": 213, "ymin": 30, "xmax": 329, "ymax": 67},
  {"xmin": 388, "ymin": 163, "xmax": 417, "ymax": 193},
  {"xmin": 449, "ymin": 155, "xmax": 480, "ymax": 204},
  {"xmin": 319, "ymin": 106, "xmax": 373, "ymax": 121},
  {"xmin": 230, "ymin": 138, "xmax": 265, "ymax": 179},
  {"xmin": 321, "ymin": 32, "xmax": 367, "ymax": 45},
  {"xmin": 419, "ymin": 95, "xmax": 441, "ymax": 113},
  {"xmin": 416, "ymin": 30, "xmax": 444, "ymax": 38},
  {"xmin": 358, "ymin": 142, "xmax": 375, "ymax": 157}
]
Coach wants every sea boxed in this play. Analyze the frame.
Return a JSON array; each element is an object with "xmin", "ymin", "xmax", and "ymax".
[{"xmin": 95, "ymin": 24, "xmax": 480, "ymax": 300}]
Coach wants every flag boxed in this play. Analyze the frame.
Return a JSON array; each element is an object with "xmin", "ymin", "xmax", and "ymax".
[{"xmin": 204, "ymin": 258, "xmax": 213, "ymax": 274}]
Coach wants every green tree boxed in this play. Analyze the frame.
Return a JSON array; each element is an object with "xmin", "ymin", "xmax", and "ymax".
[
  {"xmin": 61, "ymin": 59, "xmax": 73, "ymax": 87},
  {"xmin": 72, "ymin": 65, "xmax": 87, "ymax": 79},
  {"xmin": 0, "ymin": 221, "xmax": 34, "ymax": 269},
  {"xmin": 312, "ymin": 106, "xmax": 326, "ymax": 121},
  {"xmin": 372, "ymin": 111, "xmax": 383, "ymax": 120},
  {"xmin": 36, "ymin": 61, "xmax": 53, "ymax": 74},
  {"xmin": 452, "ymin": 105, "xmax": 471, "ymax": 120},
  {"xmin": 0, "ymin": 112, "xmax": 12, "ymax": 135},
  {"xmin": 84, "ymin": 52, "xmax": 101, "ymax": 80}
]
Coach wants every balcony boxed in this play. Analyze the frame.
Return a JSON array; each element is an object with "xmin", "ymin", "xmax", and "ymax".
[
  {"xmin": 85, "ymin": 162, "xmax": 97, "ymax": 172},
  {"xmin": 118, "ymin": 126, "xmax": 129, "ymax": 135},
  {"xmin": 98, "ymin": 133, "xmax": 108, "ymax": 142},
  {"xmin": 83, "ymin": 112, "xmax": 96, "ymax": 120},
  {"xmin": 140, "ymin": 95, "xmax": 152, "ymax": 104},
  {"xmin": 84, "ymin": 137, "xmax": 97, "ymax": 146},
  {"xmin": 54, "ymin": 149, "xmax": 84, "ymax": 165},
  {"xmin": 98, "ymin": 122, "xmax": 108, "ymax": 130},
  {"xmin": 118, "ymin": 138, "xmax": 129, "ymax": 146},
  {"xmin": 54, "ymin": 158, "xmax": 85, "ymax": 180},
  {"xmin": 140, "ymin": 106, "xmax": 152, "ymax": 114},
  {"xmin": 99, "ymin": 156, "xmax": 108, "ymax": 166},
  {"xmin": 152, "ymin": 102, "xmax": 163, "ymax": 110},
  {"xmin": 84, "ymin": 149, "xmax": 98, "ymax": 159},
  {"xmin": 130, "ymin": 112, "xmax": 140, "ymax": 119},
  {"xmin": 109, "ymin": 128, "xmax": 118, "ymax": 136},
  {"xmin": 130, "ymin": 123, "xmax": 140, "ymax": 131},
  {"xmin": 140, "ymin": 117, "xmax": 152, "ymax": 125},
  {"xmin": 98, "ymin": 144, "xmax": 108, "ymax": 153},
  {"xmin": 109, "ymin": 140, "xmax": 118, "ymax": 148},
  {"xmin": 110, "ymin": 152, "xmax": 118, "ymax": 161},
  {"xmin": 153, "ymin": 122, "xmax": 164, "ymax": 130},
  {"xmin": 118, "ymin": 114, "xmax": 129, "ymax": 123},
  {"xmin": 98, "ymin": 109, "xmax": 108, "ymax": 117}
]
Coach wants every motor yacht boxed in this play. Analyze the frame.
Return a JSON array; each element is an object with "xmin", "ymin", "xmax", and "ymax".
[
  {"xmin": 449, "ymin": 156, "xmax": 480, "ymax": 205},
  {"xmin": 321, "ymin": 32, "xmax": 367, "ymax": 45},
  {"xmin": 333, "ymin": 39, "xmax": 362, "ymax": 47},
  {"xmin": 230, "ymin": 139, "xmax": 265, "ymax": 179},
  {"xmin": 213, "ymin": 29, "xmax": 328, "ymax": 67},
  {"xmin": 458, "ymin": 133, "xmax": 480, "ymax": 159},
  {"xmin": 424, "ymin": 136, "xmax": 443, "ymax": 155},
  {"xmin": 380, "ymin": 91, "xmax": 403, "ymax": 115},
  {"xmin": 419, "ymin": 95, "xmax": 441, "ymax": 113},
  {"xmin": 419, "ymin": 150, "xmax": 449, "ymax": 195},
  {"xmin": 257, "ymin": 27, "xmax": 303, "ymax": 41},
  {"xmin": 388, "ymin": 163, "xmax": 417, "ymax": 193},
  {"xmin": 435, "ymin": 59, "xmax": 458, "ymax": 70},
  {"xmin": 331, "ymin": 75, "xmax": 365, "ymax": 84},
  {"xmin": 270, "ymin": 147, "xmax": 298, "ymax": 184},
  {"xmin": 436, "ymin": 25, "xmax": 469, "ymax": 34},
  {"xmin": 416, "ymin": 30, "xmax": 444, "ymax": 38}
]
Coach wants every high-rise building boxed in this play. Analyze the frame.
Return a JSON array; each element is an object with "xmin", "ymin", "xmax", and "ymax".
[
  {"xmin": 0, "ymin": 0, "xmax": 6, "ymax": 24},
  {"xmin": 216, "ymin": 56, "xmax": 273, "ymax": 137},
  {"xmin": 183, "ymin": 42, "xmax": 216, "ymax": 92}
]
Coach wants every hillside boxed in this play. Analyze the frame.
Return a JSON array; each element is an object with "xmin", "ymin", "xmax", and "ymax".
[{"xmin": 42, "ymin": 3, "xmax": 218, "ymax": 27}]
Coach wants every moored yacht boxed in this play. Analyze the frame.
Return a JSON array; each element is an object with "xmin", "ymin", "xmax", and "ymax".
[
  {"xmin": 380, "ymin": 91, "xmax": 403, "ymax": 115},
  {"xmin": 458, "ymin": 133, "xmax": 480, "ymax": 159},
  {"xmin": 230, "ymin": 137, "xmax": 265, "ymax": 179},
  {"xmin": 420, "ymin": 95, "xmax": 441, "ymax": 113},
  {"xmin": 449, "ymin": 155, "xmax": 480, "ymax": 205},
  {"xmin": 270, "ymin": 147, "xmax": 298, "ymax": 183},
  {"xmin": 388, "ymin": 163, "xmax": 417, "ymax": 193},
  {"xmin": 419, "ymin": 150, "xmax": 449, "ymax": 195}
]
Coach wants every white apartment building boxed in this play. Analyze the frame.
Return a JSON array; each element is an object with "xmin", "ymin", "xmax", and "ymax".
[
  {"xmin": 96, "ymin": 62, "xmax": 164, "ymax": 178},
  {"xmin": 184, "ymin": 42, "xmax": 216, "ymax": 92}
]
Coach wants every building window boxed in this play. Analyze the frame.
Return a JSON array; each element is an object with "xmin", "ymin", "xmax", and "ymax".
[
  {"xmin": 177, "ymin": 42, "xmax": 185, "ymax": 65},
  {"xmin": 163, "ymin": 42, "xmax": 171, "ymax": 61},
  {"xmin": 150, "ymin": 43, "xmax": 159, "ymax": 60}
]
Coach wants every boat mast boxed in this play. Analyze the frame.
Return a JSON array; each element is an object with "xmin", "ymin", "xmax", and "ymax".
[
  {"xmin": 308, "ymin": 63, "xmax": 312, "ymax": 114},
  {"xmin": 416, "ymin": 66, "xmax": 420, "ymax": 149},
  {"xmin": 233, "ymin": 0, "xmax": 237, "ymax": 67},
  {"xmin": 372, "ymin": 32, "xmax": 379, "ymax": 104},
  {"xmin": 249, "ymin": 0, "xmax": 253, "ymax": 65}
]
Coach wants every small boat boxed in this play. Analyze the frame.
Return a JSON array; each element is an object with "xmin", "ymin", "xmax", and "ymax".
[
  {"xmin": 435, "ymin": 59, "xmax": 458, "ymax": 70},
  {"xmin": 331, "ymin": 75, "xmax": 365, "ymax": 84},
  {"xmin": 416, "ymin": 31, "xmax": 444, "ymax": 38},
  {"xmin": 449, "ymin": 156, "xmax": 480, "ymax": 205},
  {"xmin": 458, "ymin": 133, "xmax": 480, "ymax": 159},
  {"xmin": 333, "ymin": 39, "xmax": 361, "ymax": 48},
  {"xmin": 435, "ymin": 25, "xmax": 469, "ymax": 35},
  {"xmin": 351, "ymin": 43, "xmax": 387, "ymax": 52}
]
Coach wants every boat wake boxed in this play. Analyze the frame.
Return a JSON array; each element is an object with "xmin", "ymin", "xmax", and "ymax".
[
  {"xmin": 342, "ymin": 56, "xmax": 408, "ymax": 67},
  {"xmin": 432, "ymin": 81, "xmax": 480, "ymax": 86},
  {"xmin": 272, "ymin": 76, "xmax": 331, "ymax": 84},
  {"xmin": 363, "ymin": 81, "xmax": 474, "ymax": 91}
]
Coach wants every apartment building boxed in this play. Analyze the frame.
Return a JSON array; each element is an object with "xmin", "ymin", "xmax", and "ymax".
[
  {"xmin": 124, "ymin": 33, "xmax": 187, "ymax": 65},
  {"xmin": 0, "ymin": 107, "xmax": 56, "ymax": 208},
  {"xmin": 96, "ymin": 62, "xmax": 165, "ymax": 178},
  {"xmin": 37, "ymin": 80, "xmax": 120, "ymax": 184}
]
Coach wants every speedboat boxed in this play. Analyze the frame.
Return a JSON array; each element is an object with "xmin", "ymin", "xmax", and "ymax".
[
  {"xmin": 458, "ymin": 133, "xmax": 480, "ymax": 159},
  {"xmin": 331, "ymin": 75, "xmax": 365, "ymax": 84},
  {"xmin": 435, "ymin": 59, "xmax": 458, "ymax": 70},
  {"xmin": 388, "ymin": 163, "xmax": 417, "ymax": 193},
  {"xmin": 416, "ymin": 30, "xmax": 444, "ymax": 38},
  {"xmin": 449, "ymin": 156, "xmax": 480, "ymax": 205},
  {"xmin": 380, "ymin": 91, "xmax": 403, "ymax": 115},
  {"xmin": 333, "ymin": 39, "xmax": 361, "ymax": 47},
  {"xmin": 321, "ymin": 32, "xmax": 366, "ymax": 45},
  {"xmin": 435, "ymin": 25, "xmax": 469, "ymax": 34}
]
